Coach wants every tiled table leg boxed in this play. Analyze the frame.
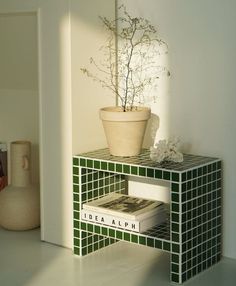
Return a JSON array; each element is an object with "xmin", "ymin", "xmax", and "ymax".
[
  {"xmin": 73, "ymin": 166, "xmax": 125, "ymax": 256},
  {"xmin": 170, "ymin": 182, "xmax": 182, "ymax": 283}
]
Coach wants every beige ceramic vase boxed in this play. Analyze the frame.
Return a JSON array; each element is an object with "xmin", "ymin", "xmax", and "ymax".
[
  {"xmin": 0, "ymin": 141, "xmax": 40, "ymax": 231},
  {"xmin": 100, "ymin": 106, "xmax": 151, "ymax": 157}
]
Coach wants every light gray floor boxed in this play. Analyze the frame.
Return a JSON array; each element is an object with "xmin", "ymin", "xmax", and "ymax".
[{"xmin": 0, "ymin": 228, "xmax": 236, "ymax": 286}]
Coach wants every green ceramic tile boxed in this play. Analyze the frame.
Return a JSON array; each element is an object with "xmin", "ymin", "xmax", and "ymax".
[
  {"xmin": 94, "ymin": 225, "xmax": 100, "ymax": 234},
  {"xmin": 147, "ymin": 168, "xmax": 154, "ymax": 178},
  {"xmin": 212, "ymin": 162, "xmax": 217, "ymax": 171},
  {"xmin": 81, "ymin": 168, "xmax": 87, "ymax": 175},
  {"xmin": 73, "ymin": 157, "xmax": 79, "ymax": 166},
  {"xmin": 171, "ymin": 263, "xmax": 179, "ymax": 273},
  {"xmin": 86, "ymin": 159, "xmax": 93, "ymax": 168},
  {"xmin": 192, "ymin": 169, "xmax": 197, "ymax": 178},
  {"xmin": 73, "ymin": 167, "xmax": 79, "ymax": 175},
  {"xmin": 116, "ymin": 164, "xmax": 122, "ymax": 172},
  {"xmin": 182, "ymin": 172, "xmax": 187, "ymax": 182},
  {"xmin": 82, "ymin": 193, "xmax": 86, "ymax": 202},
  {"xmin": 94, "ymin": 242, "xmax": 99, "ymax": 251},
  {"xmin": 74, "ymin": 211, "xmax": 80, "ymax": 220},
  {"xmin": 131, "ymin": 234, "xmax": 138, "ymax": 243},
  {"xmin": 147, "ymin": 238, "xmax": 154, "ymax": 247},
  {"xmin": 105, "ymin": 239, "xmax": 110, "ymax": 247},
  {"xmin": 74, "ymin": 229, "xmax": 80, "ymax": 238},
  {"xmin": 155, "ymin": 239, "xmax": 162, "ymax": 249},
  {"xmin": 73, "ymin": 202, "xmax": 80, "ymax": 211},
  {"xmin": 87, "ymin": 224, "xmax": 93, "ymax": 233},
  {"xmin": 74, "ymin": 220, "xmax": 80, "ymax": 229},
  {"xmin": 108, "ymin": 162, "xmax": 114, "ymax": 171},
  {"xmin": 187, "ymin": 171, "xmax": 192, "ymax": 180},
  {"xmin": 93, "ymin": 160, "xmax": 100, "ymax": 169},
  {"xmin": 81, "ymin": 222, "xmax": 86, "ymax": 231},
  {"xmin": 73, "ymin": 193, "xmax": 79, "ymax": 202},
  {"xmin": 123, "ymin": 165, "xmax": 130, "ymax": 174},
  {"xmin": 155, "ymin": 169, "xmax": 162, "ymax": 179},
  {"xmin": 171, "ymin": 212, "xmax": 179, "ymax": 223},
  {"xmin": 172, "ymin": 172, "xmax": 179, "ymax": 182},
  {"xmin": 163, "ymin": 241, "xmax": 170, "ymax": 251},
  {"xmin": 172, "ymin": 223, "xmax": 179, "ymax": 233},
  {"xmin": 171, "ymin": 253, "xmax": 179, "ymax": 264},
  {"xmin": 73, "ymin": 176, "xmax": 79, "ymax": 184},
  {"xmin": 87, "ymin": 245, "xmax": 93, "ymax": 253},
  {"xmin": 79, "ymin": 158, "xmax": 86, "ymax": 167},
  {"xmin": 171, "ymin": 183, "xmax": 179, "ymax": 192},
  {"xmin": 94, "ymin": 189, "xmax": 98, "ymax": 198},
  {"xmin": 139, "ymin": 167, "xmax": 146, "ymax": 177},
  {"xmin": 74, "ymin": 237, "xmax": 80, "ymax": 247},
  {"xmin": 203, "ymin": 165, "xmax": 207, "ymax": 174},
  {"xmin": 74, "ymin": 247, "xmax": 80, "ymax": 255},
  {"xmin": 81, "ymin": 232, "xmax": 88, "ymax": 239},
  {"xmin": 198, "ymin": 167, "xmax": 203, "ymax": 176},
  {"xmin": 109, "ymin": 229, "xmax": 115, "ymax": 238},
  {"xmin": 139, "ymin": 236, "xmax": 146, "ymax": 245},
  {"xmin": 172, "ymin": 203, "xmax": 179, "ymax": 212},
  {"xmin": 116, "ymin": 230, "xmax": 123, "ymax": 239},
  {"xmin": 102, "ymin": 227, "xmax": 108, "ymax": 236},
  {"xmin": 93, "ymin": 172, "xmax": 98, "ymax": 180},
  {"xmin": 171, "ymin": 193, "xmax": 179, "ymax": 203},
  {"xmin": 81, "ymin": 175, "xmax": 86, "ymax": 184},
  {"xmin": 171, "ymin": 273, "xmax": 179, "ymax": 283},
  {"xmin": 131, "ymin": 166, "xmax": 138, "ymax": 175},
  {"xmin": 73, "ymin": 184, "xmax": 79, "ymax": 193},
  {"xmin": 99, "ymin": 240, "xmax": 104, "ymax": 249},
  {"xmin": 101, "ymin": 161, "xmax": 107, "ymax": 170},
  {"xmin": 88, "ymin": 236, "xmax": 92, "ymax": 245},
  {"xmin": 124, "ymin": 232, "xmax": 130, "ymax": 242},
  {"xmin": 172, "ymin": 243, "xmax": 180, "ymax": 253},
  {"xmin": 82, "ymin": 248, "xmax": 87, "ymax": 255},
  {"xmin": 163, "ymin": 171, "xmax": 170, "ymax": 180}
]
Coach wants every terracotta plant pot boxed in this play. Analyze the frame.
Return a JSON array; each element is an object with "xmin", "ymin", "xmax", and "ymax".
[{"xmin": 100, "ymin": 106, "xmax": 151, "ymax": 157}]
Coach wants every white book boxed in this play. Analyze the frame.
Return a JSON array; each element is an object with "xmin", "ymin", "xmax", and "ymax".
[
  {"xmin": 81, "ymin": 208, "xmax": 167, "ymax": 233},
  {"xmin": 83, "ymin": 193, "xmax": 165, "ymax": 220}
]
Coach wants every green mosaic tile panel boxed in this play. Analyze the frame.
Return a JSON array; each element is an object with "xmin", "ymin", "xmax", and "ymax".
[
  {"xmin": 73, "ymin": 167, "xmax": 126, "ymax": 256},
  {"xmin": 75, "ymin": 148, "xmax": 219, "ymax": 173},
  {"xmin": 73, "ymin": 150, "xmax": 222, "ymax": 284},
  {"xmin": 75, "ymin": 220, "xmax": 170, "ymax": 252},
  {"xmin": 178, "ymin": 161, "xmax": 222, "ymax": 283}
]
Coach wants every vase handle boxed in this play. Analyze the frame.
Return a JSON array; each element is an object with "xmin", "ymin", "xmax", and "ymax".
[{"xmin": 22, "ymin": 155, "xmax": 29, "ymax": 170}]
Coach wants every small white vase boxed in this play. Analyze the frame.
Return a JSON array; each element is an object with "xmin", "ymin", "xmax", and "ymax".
[{"xmin": 100, "ymin": 106, "xmax": 151, "ymax": 157}]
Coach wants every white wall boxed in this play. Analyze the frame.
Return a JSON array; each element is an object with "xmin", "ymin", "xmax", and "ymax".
[
  {"xmin": 0, "ymin": 0, "xmax": 73, "ymax": 248},
  {"xmin": 118, "ymin": 0, "xmax": 236, "ymax": 259},
  {"xmin": 0, "ymin": 0, "xmax": 115, "ymax": 249},
  {"xmin": 2, "ymin": 0, "xmax": 234, "ymax": 260},
  {"xmin": 0, "ymin": 12, "xmax": 39, "ymax": 184},
  {"xmin": 71, "ymin": 0, "xmax": 115, "ymax": 155}
]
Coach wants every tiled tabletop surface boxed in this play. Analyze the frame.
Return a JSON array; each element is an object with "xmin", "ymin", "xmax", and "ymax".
[{"xmin": 75, "ymin": 148, "xmax": 219, "ymax": 172}]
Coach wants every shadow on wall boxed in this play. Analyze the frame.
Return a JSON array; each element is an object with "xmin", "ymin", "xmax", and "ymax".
[{"xmin": 144, "ymin": 113, "xmax": 160, "ymax": 149}]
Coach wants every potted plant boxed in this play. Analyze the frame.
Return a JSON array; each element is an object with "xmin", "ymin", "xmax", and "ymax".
[{"xmin": 81, "ymin": 5, "xmax": 169, "ymax": 156}]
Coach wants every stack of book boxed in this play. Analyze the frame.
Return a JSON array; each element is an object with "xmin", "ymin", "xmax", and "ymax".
[{"xmin": 81, "ymin": 193, "xmax": 166, "ymax": 233}]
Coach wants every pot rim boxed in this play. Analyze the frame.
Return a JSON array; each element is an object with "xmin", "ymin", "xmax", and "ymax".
[{"xmin": 100, "ymin": 106, "xmax": 151, "ymax": 122}]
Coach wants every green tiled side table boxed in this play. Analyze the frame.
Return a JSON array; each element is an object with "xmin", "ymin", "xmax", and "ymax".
[{"xmin": 73, "ymin": 148, "xmax": 222, "ymax": 284}]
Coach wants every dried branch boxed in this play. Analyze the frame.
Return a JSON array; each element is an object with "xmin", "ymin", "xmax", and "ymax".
[{"xmin": 81, "ymin": 5, "xmax": 169, "ymax": 112}]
